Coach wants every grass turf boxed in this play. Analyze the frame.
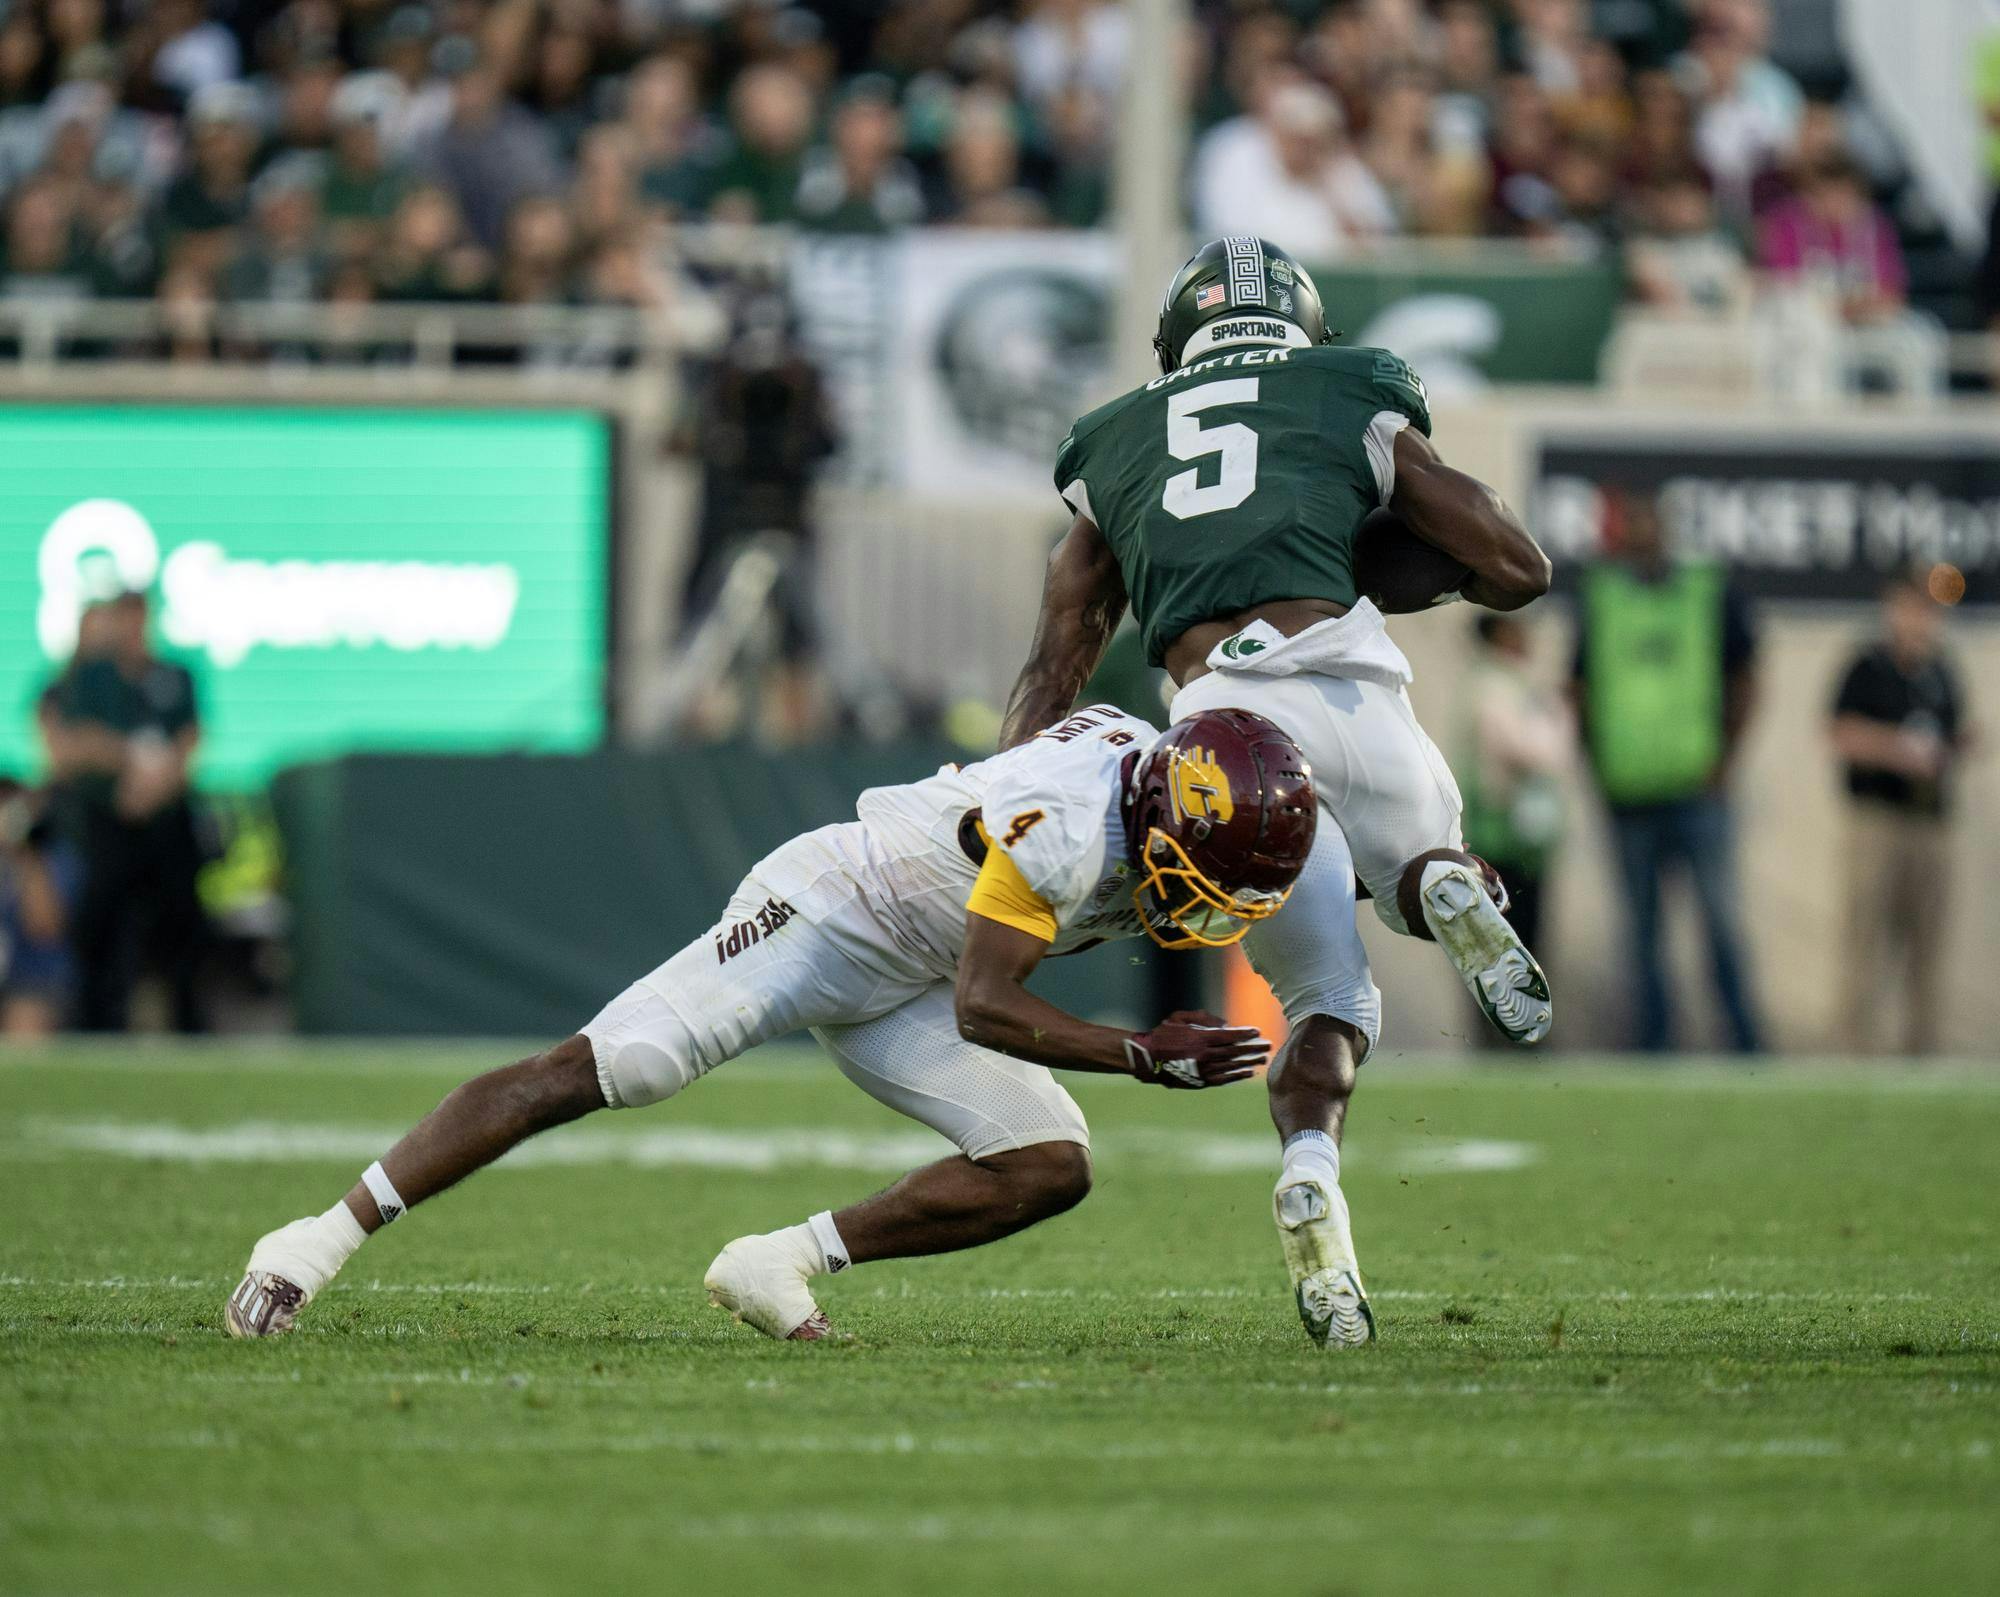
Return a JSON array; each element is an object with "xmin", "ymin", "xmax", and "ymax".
[{"xmin": 1, "ymin": 1043, "xmax": 1996, "ymax": 1596}]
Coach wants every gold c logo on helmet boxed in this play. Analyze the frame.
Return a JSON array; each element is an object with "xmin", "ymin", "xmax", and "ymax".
[{"xmin": 1170, "ymin": 748, "xmax": 1234, "ymax": 824}]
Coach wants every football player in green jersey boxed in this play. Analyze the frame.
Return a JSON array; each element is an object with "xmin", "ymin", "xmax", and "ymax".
[{"xmin": 1000, "ymin": 236, "xmax": 1554, "ymax": 1348}]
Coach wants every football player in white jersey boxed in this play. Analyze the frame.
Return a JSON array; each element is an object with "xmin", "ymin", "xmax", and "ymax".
[{"xmin": 225, "ymin": 706, "xmax": 1379, "ymax": 1345}]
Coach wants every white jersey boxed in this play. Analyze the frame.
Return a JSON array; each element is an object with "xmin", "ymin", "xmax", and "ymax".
[{"xmin": 748, "ymin": 703, "xmax": 1160, "ymax": 980}]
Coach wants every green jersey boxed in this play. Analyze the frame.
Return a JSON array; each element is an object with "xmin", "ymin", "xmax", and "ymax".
[{"xmin": 1055, "ymin": 344, "xmax": 1432, "ymax": 665}]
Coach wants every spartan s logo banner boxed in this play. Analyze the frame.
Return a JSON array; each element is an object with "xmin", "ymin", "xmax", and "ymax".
[{"xmin": 1169, "ymin": 748, "xmax": 1235, "ymax": 824}]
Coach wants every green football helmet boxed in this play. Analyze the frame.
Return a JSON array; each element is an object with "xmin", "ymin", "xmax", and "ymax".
[{"xmin": 1152, "ymin": 237, "xmax": 1338, "ymax": 375}]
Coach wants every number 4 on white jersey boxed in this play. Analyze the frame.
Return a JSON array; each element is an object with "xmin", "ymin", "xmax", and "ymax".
[{"xmin": 1162, "ymin": 378, "xmax": 1259, "ymax": 521}]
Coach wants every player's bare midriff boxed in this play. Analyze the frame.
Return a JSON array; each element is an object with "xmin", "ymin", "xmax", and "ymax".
[{"xmin": 1163, "ymin": 597, "xmax": 1350, "ymax": 687}]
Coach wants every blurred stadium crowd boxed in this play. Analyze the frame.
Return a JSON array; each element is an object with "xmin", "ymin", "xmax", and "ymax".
[{"xmin": 0, "ymin": 0, "xmax": 1989, "ymax": 339}]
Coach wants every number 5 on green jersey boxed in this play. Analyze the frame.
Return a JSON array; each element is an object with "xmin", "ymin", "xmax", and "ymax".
[{"xmin": 1162, "ymin": 379, "xmax": 1260, "ymax": 521}]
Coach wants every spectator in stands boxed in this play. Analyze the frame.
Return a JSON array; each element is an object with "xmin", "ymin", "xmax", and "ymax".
[
  {"xmin": 1486, "ymin": 72, "xmax": 1561, "ymax": 234},
  {"xmin": 1625, "ymin": 167, "xmax": 1751, "ymax": 313},
  {"xmin": 1571, "ymin": 490, "xmax": 1764, "ymax": 1054},
  {"xmin": 570, "ymin": 125, "xmax": 640, "ymax": 258},
  {"xmin": 1043, "ymin": 80, "xmax": 1111, "ymax": 228},
  {"xmin": 1362, "ymin": 67, "xmax": 1485, "ymax": 237},
  {"xmin": 54, "ymin": 589, "xmax": 209, "ymax": 1034},
  {"xmin": 1298, "ymin": 2, "xmax": 1381, "ymax": 129},
  {"xmin": 268, "ymin": 50, "xmax": 342, "ymax": 162},
  {"xmin": 1829, "ymin": 577, "xmax": 1973, "ymax": 1056},
  {"xmin": 0, "ymin": 12, "xmax": 49, "ymax": 111},
  {"xmin": 372, "ymin": 182, "xmax": 490, "ymax": 301},
  {"xmin": 937, "ymin": 90, "xmax": 1046, "ymax": 228},
  {"xmin": 1196, "ymin": 76, "xmax": 1395, "ymax": 260},
  {"xmin": 494, "ymin": 193, "xmax": 573, "ymax": 306},
  {"xmin": 1543, "ymin": 136, "xmax": 1623, "ymax": 248},
  {"xmin": 47, "ymin": 0, "xmax": 110, "ymax": 85},
  {"xmin": 1434, "ymin": 0, "xmax": 1501, "ymax": 146},
  {"xmin": 1675, "ymin": 0, "xmax": 1803, "ymax": 216},
  {"xmin": 223, "ymin": 158, "xmax": 328, "ymax": 306},
  {"xmin": 576, "ymin": 222, "xmax": 673, "ymax": 313},
  {"xmin": 1013, "ymin": 0, "xmax": 1128, "ymax": 118},
  {"xmin": 370, "ymin": 7, "xmax": 449, "ymax": 152},
  {"xmin": 618, "ymin": 53, "xmax": 722, "ymax": 220},
  {"xmin": 1556, "ymin": 38, "xmax": 1636, "ymax": 152},
  {"xmin": 796, "ymin": 77, "xmax": 923, "ymax": 233},
  {"xmin": 1515, "ymin": 0, "xmax": 1594, "ymax": 101},
  {"xmin": 1, "ymin": 176, "xmax": 87, "ymax": 300},
  {"xmin": 1757, "ymin": 154, "xmax": 1911, "ymax": 325},
  {"xmin": 1458, "ymin": 611, "xmax": 1570, "ymax": 1027},
  {"xmin": 705, "ymin": 61, "xmax": 816, "ymax": 223},
  {"xmin": 416, "ymin": 56, "xmax": 561, "ymax": 250},
  {"xmin": 156, "ymin": 82, "xmax": 258, "ymax": 275},
  {"xmin": 522, "ymin": 25, "xmax": 600, "ymax": 163},
  {"xmin": 321, "ymin": 79, "xmax": 409, "ymax": 258},
  {"xmin": 1620, "ymin": 69, "xmax": 1699, "ymax": 195},
  {"xmin": 153, "ymin": 258, "xmax": 218, "ymax": 358},
  {"xmin": 123, "ymin": 0, "xmax": 239, "ymax": 115}
]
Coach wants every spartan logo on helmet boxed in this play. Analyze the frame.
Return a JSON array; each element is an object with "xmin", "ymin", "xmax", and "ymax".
[
  {"xmin": 935, "ymin": 268, "xmax": 1110, "ymax": 464},
  {"xmin": 1153, "ymin": 237, "xmax": 1339, "ymax": 375}
]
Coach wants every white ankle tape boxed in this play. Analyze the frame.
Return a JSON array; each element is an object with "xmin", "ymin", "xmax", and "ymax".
[
  {"xmin": 361, "ymin": 1161, "xmax": 407, "ymax": 1225},
  {"xmin": 808, "ymin": 1210, "xmax": 851, "ymax": 1275}
]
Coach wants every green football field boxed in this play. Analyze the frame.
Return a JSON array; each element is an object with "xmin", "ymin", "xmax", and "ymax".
[{"xmin": 2, "ymin": 1043, "xmax": 1995, "ymax": 1596}]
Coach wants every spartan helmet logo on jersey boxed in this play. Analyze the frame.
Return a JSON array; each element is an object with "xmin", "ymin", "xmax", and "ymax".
[
  {"xmin": 1153, "ymin": 237, "xmax": 1339, "ymax": 375},
  {"xmin": 1125, "ymin": 709, "xmax": 1317, "ymax": 949}
]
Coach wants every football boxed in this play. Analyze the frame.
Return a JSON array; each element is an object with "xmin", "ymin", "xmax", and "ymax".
[{"xmin": 1352, "ymin": 507, "xmax": 1471, "ymax": 614}]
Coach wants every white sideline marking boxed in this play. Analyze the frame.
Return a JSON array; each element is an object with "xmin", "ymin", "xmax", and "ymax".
[{"xmin": 11, "ymin": 1118, "xmax": 1539, "ymax": 1176}]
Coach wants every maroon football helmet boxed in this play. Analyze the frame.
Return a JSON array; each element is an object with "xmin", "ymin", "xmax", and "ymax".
[{"xmin": 1123, "ymin": 709, "xmax": 1318, "ymax": 949}]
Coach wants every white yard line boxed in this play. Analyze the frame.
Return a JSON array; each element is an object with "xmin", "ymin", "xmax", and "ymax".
[
  {"xmin": 3, "ymin": 1042, "xmax": 1995, "ymax": 1092},
  {"xmin": 0, "ymin": 1273, "xmax": 1941, "ymax": 1304},
  {"xmin": 5, "ymin": 1117, "xmax": 1540, "ymax": 1175}
]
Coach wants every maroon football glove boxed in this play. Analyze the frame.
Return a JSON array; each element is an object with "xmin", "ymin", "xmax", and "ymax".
[{"xmin": 1124, "ymin": 1010, "xmax": 1270, "ymax": 1089}]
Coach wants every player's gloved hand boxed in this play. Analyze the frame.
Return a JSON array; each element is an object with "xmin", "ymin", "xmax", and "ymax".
[{"xmin": 1124, "ymin": 1010, "xmax": 1270, "ymax": 1089}]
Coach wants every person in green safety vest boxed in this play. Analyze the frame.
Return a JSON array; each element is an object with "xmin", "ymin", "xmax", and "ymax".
[{"xmin": 1569, "ymin": 490, "xmax": 1764, "ymax": 1054}]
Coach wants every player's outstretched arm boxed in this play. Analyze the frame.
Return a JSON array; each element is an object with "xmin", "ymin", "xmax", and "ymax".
[
  {"xmin": 1390, "ymin": 428, "xmax": 1553, "ymax": 611},
  {"xmin": 998, "ymin": 515, "xmax": 1128, "ymax": 750},
  {"xmin": 955, "ymin": 912, "xmax": 1267, "ymax": 1087}
]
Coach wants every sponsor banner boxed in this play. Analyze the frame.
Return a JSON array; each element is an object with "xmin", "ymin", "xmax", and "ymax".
[
  {"xmin": 1533, "ymin": 431, "xmax": 2000, "ymax": 604},
  {"xmin": 0, "ymin": 406, "xmax": 611, "ymax": 788},
  {"xmin": 789, "ymin": 231, "xmax": 1619, "ymax": 493}
]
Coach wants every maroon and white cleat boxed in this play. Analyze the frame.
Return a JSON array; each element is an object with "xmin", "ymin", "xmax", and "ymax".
[
  {"xmin": 223, "ymin": 1216, "xmax": 346, "ymax": 1339},
  {"xmin": 704, "ymin": 1231, "xmax": 834, "ymax": 1340},
  {"xmin": 225, "ymin": 1270, "xmax": 308, "ymax": 1339}
]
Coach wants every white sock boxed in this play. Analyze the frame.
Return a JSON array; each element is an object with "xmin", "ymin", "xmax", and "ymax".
[
  {"xmin": 317, "ymin": 1201, "xmax": 368, "ymax": 1268},
  {"xmin": 766, "ymin": 1218, "xmax": 841, "ymax": 1278},
  {"xmin": 806, "ymin": 1210, "xmax": 852, "ymax": 1275},
  {"xmin": 1281, "ymin": 1128, "xmax": 1341, "ymax": 1190}
]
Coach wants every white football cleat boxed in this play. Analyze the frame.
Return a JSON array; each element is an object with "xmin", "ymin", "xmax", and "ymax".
[
  {"xmin": 1273, "ymin": 1176, "xmax": 1374, "ymax": 1349},
  {"xmin": 224, "ymin": 1216, "xmax": 347, "ymax": 1339},
  {"xmin": 704, "ymin": 1231, "xmax": 832, "ymax": 1341},
  {"xmin": 1420, "ymin": 859, "xmax": 1552, "ymax": 1046}
]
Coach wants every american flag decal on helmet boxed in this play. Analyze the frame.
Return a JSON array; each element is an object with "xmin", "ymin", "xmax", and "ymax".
[
  {"xmin": 1223, "ymin": 236, "xmax": 1266, "ymax": 308},
  {"xmin": 1195, "ymin": 283, "xmax": 1225, "ymax": 309}
]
